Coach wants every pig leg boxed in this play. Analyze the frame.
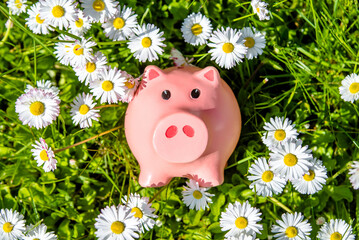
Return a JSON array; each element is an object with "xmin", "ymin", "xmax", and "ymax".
[
  {"xmin": 139, "ymin": 168, "xmax": 172, "ymax": 187},
  {"xmin": 190, "ymin": 152, "xmax": 224, "ymax": 187}
]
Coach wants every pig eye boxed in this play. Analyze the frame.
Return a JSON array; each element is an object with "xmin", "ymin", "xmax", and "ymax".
[
  {"xmin": 162, "ymin": 90, "xmax": 171, "ymax": 100},
  {"xmin": 191, "ymin": 89, "xmax": 201, "ymax": 99}
]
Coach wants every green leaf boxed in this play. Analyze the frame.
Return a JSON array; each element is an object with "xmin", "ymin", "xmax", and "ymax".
[
  {"xmin": 73, "ymin": 223, "xmax": 86, "ymax": 238},
  {"xmin": 336, "ymin": 132, "xmax": 350, "ymax": 148},
  {"xmin": 210, "ymin": 193, "xmax": 226, "ymax": 218},
  {"xmin": 58, "ymin": 219, "xmax": 71, "ymax": 239},
  {"xmin": 326, "ymin": 185, "xmax": 353, "ymax": 202},
  {"xmin": 208, "ymin": 222, "xmax": 222, "ymax": 234},
  {"xmin": 0, "ymin": 147, "xmax": 15, "ymax": 157},
  {"xmin": 187, "ymin": 209, "xmax": 204, "ymax": 226},
  {"xmin": 168, "ymin": 1, "xmax": 188, "ymax": 20}
]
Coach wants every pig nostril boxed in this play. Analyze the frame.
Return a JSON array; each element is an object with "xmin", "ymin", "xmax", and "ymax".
[
  {"xmin": 183, "ymin": 125, "xmax": 195, "ymax": 137},
  {"xmin": 165, "ymin": 125, "xmax": 178, "ymax": 138}
]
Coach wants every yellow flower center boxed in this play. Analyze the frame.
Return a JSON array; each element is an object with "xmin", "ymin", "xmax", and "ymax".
[
  {"xmin": 192, "ymin": 190, "xmax": 203, "ymax": 199},
  {"xmin": 131, "ymin": 207, "xmax": 143, "ymax": 218},
  {"xmin": 111, "ymin": 221, "xmax": 125, "ymax": 234},
  {"xmin": 244, "ymin": 37, "xmax": 255, "ymax": 48},
  {"xmin": 79, "ymin": 104, "xmax": 90, "ymax": 115},
  {"xmin": 141, "ymin": 37, "xmax": 152, "ymax": 48},
  {"xmin": 222, "ymin": 43, "xmax": 234, "ymax": 53},
  {"xmin": 15, "ymin": 0, "xmax": 22, "ymax": 8},
  {"xmin": 303, "ymin": 170, "xmax": 315, "ymax": 181},
  {"xmin": 102, "ymin": 80, "xmax": 113, "ymax": 91},
  {"xmin": 73, "ymin": 44, "xmax": 83, "ymax": 56},
  {"xmin": 256, "ymin": 7, "xmax": 260, "ymax": 13},
  {"xmin": 330, "ymin": 232, "xmax": 342, "ymax": 240},
  {"xmin": 39, "ymin": 149, "xmax": 49, "ymax": 161},
  {"xmin": 191, "ymin": 23, "xmax": 203, "ymax": 36},
  {"xmin": 285, "ymin": 226, "xmax": 298, "ymax": 238},
  {"xmin": 93, "ymin": 0, "xmax": 105, "ymax": 12},
  {"xmin": 30, "ymin": 101, "xmax": 45, "ymax": 116},
  {"xmin": 3, "ymin": 222, "xmax": 13, "ymax": 233},
  {"xmin": 125, "ymin": 81, "xmax": 135, "ymax": 89},
  {"xmin": 274, "ymin": 129, "xmax": 286, "ymax": 141},
  {"xmin": 52, "ymin": 5, "xmax": 65, "ymax": 18},
  {"xmin": 33, "ymin": 239, "xmax": 40, "ymax": 240},
  {"xmin": 86, "ymin": 62, "xmax": 96, "ymax": 73},
  {"xmin": 261, "ymin": 170, "xmax": 274, "ymax": 182},
  {"xmin": 36, "ymin": 14, "xmax": 45, "ymax": 24},
  {"xmin": 235, "ymin": 217, "xmax": 248, "ymax": 229},
  {"xmin": 113, "ymin": 17, "xmax": 125, "ymax": 29},
  {"xmin": 283, "ymin": 153, "xmax": 298, "ymax": 167},
  {"xmin": 75, "ymin": 18, "xmax": 84, "ymax": 28},
  {"xmin": 349, "ymin": 82, "xmax": 359, "ymax": 94}
]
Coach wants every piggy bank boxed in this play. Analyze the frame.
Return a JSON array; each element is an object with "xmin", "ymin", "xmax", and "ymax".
[{"xmin": 124, "ymin": 65, "xmax": 241, "ymax": 187}]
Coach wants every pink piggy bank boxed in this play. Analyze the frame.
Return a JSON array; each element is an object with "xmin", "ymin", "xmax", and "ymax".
[{"xmin": 124, "ymin": 65, "xmax": 241, "ymax": 187}]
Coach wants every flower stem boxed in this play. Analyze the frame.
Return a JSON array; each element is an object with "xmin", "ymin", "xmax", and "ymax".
[
  {"xmin": 0, "ymin": 18, "xmax": 12, "ymax": 46},
  {"xmin": 327, "ymin": 161, "xmax": 353, "ymax": 183},
  {"xmin": 96, "ymin": 41, "xmax": 127, "ymax": 45},
  {"xmin": 268, "ymin": 197, "xmax": 293, "ymax": 213},
  {"xmin": 149, "ymin": 185, "xmax": 167, "ymax": 203},
  {"xmin": 93, "ymin": 104, "xmax": 121, "ymax": 109},
  {"xmin": 233, "ymin": 13, "xmax": 256, "ymax": 22},
  {"xmin": 54, "ymin": 125, "xmax": 122, "ymax": 153},
  {"xmin": 273, "ymin": 0, "xmax": 289, "ymax": 7}
]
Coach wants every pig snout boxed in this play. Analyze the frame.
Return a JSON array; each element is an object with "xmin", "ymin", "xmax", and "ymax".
[{"xmin": 153, "ymin": 112, "xmax": 208, "ymax": 163}]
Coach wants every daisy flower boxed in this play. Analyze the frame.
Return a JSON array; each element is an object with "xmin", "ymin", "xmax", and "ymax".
[
  {"xmin": 170, "ymin": 48, "xmax": 194, "ymax": 67},
  {"xmin": 122, "ymin": 193, "xmax": 157, "ymax": 233},
  {"xmin": 182, "ymin": 179, "xmax": 214, "ymax": 211},
  {"xmin": 292, "ymin": 158, "xmax": 327, "ymax": 194},
  {"xmin": 269, "ymin": 138, "xmax": 313, "ymax": 180},
  {"xmin": 80, "ymin": 0, "xmax": 118, "ymax": 23},
  {"xmin": 127, "ymin": 24, "xmax": 166, "ymax": 62},
  {"xmin": 15, "ymin": 88, "xmax": 60, "ymax": 129},
  {"xmin": 95, "ymin": 205, "xmax": 140, "ymax": 240},
  {"xmin": 54, "ymin": 34, "xmax": 75, "ymax": 66},
  {"xmin": 208, "ymin": 27, "xmax": 247, "ymax": 69},
  {"xmin": 55, "ymin": 36, "xmax": 96, "ymax": 68},
  {"xmin": 119, "ymin": 71, "xmax": 140, "ymax": 103},
  {"xmin": 90, "ymin": 66, "xmax": 126, "ymax": 104},
  {"xmin": 102, "ymin": 5, "xmax": 138, "ymax": 41},
  {"xmin": 5, "ymin": 19, "xmax": 14, "ymax": 29},
  {"xmin": 181, "ymin": 12, "xmax": 213, "ymax": 46},
  {"xmin": 74, "ymin": 51, "xmax": 108, "ymax": 86},
  {"xmin": 23, "ymin": 224, "xmax": 57, "ymax": 240},
  {"xmin": 68, "ymin": 37, "xmax": 97, "ymax": 68},
  {"xmin": 25, "ymin": 79, "xmax": 60, "ymax": 99},
  {"xmin": 69, "ymin": 10, "xmax": 91, "ymax": 36},
  {"xmin": 7, "ymin": 0, "xmax": 27, "ymax": 16},
  {"xmin": 39, "ymin": 0, "xmax": 76, "ymax": 30},
  {"xmin": 317, "ymin": 219, "xmax": 355, "ymax": 240},
  {"xmin": 0, "ymin": 209, "xmax": 26, "ymax": 240},
  {"xmin": 271, "ymin": 212, "xmax": 312, "ymax": 240},
  {"xmin": 31, "ymin": 137, "xmax": 57, "ymax": 172},
  {"xmin": 26, "ymin": 2, "xmax": 50, "ymax": 34},
  {"xmin": 247, "ymin": 157, "xmax": 286, "ymax": 197},
  {"xmin": 225, "ymin": 233, "xmax": 257, "ymax": 240},
  {"xmin": 349, "ymin": 161, "xmax": 359, "ymax": 189},
  {"xmin": 70, "ymin": 93, "xmax": 100, "ymax": 128},
  {"xmin": 220, "ymin": 201, "xmax": 263, "ymax": 238},
  {"xmin": 239, "ymin": 27, "xmax": 266, "ymax": 60},
  {"xmin": 339, "ymin": 73, "xmax": 359, "ymax": 103},
  {"xmin": 262, "ymin": 116, "xmax": 299, "ymax": 150},
  {"xmin": 251, "ymin": 0, "xmax": 270, "ymax": 21}
]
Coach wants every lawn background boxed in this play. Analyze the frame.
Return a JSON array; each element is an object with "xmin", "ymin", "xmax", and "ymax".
[{"xmin": 0, "ymin": 0, "xmax": 358, "ymax": 239}]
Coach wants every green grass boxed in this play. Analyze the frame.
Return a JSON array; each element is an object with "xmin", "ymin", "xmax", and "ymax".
[{"xmin": 0, "ymin": 0, "xmax": 359, "ymax": 239}]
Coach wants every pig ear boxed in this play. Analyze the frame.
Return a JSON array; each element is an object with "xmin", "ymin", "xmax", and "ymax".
[
  {"xmin": 144, "ymin": 65, "xmax": 164, "ymax": 81},
  {"xmin": 195, "ymin": 66, "xmax": 220, "ymax": 87}
]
